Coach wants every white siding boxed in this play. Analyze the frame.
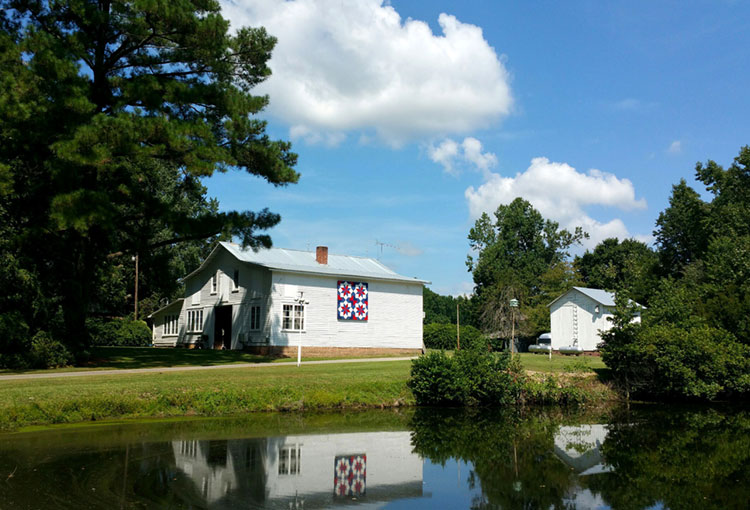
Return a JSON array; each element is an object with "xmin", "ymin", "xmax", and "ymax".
[
  {"xmin": 269, "ymin": 271, "xmax": 423, "ymax": 349},
  {"xmin": 180, "ymin": 249, "xmax": 273, "ymax": 349},
  {"xmin": 550, "ymin": 289, "xmax": 615, "ymax": 351},
  {"xmin": 151, "ymin": 244, "xmax": 425, "ymax": 351}
]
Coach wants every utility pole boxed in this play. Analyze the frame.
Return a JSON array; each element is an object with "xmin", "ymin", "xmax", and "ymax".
[{"xmin": 133, "ymin": 254, "xmax": 139, "ymax": 321}]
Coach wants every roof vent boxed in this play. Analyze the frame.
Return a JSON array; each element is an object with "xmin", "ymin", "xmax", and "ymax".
[{"xmin": 316, "ymin": 246, "xmax": 328, "ymax": 265}]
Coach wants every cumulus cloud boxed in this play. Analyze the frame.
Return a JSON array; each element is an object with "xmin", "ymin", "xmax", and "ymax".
[
  {"xmin": 667, "ymin": 140, "xmax": 682, "ymax": 154},
  {"xmin": 465, "ymin": 157, "xmax": 647, "ymax": 248},
  {"xmin": 220, "ymin": 0, "xmax": 513, "ymax": 145},
  {"xmin": 428, "ymin": 137, "xmax": 497, "ymax": 174}
]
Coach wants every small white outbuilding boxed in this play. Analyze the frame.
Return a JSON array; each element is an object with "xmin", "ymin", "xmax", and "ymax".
[{"xmin": 547, "ymin": 287, "xmax": 642, "ymax": 352}]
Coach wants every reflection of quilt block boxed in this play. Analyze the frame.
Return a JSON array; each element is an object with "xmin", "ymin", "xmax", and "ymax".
[
  {"xmin": 334, "ymin": 454, "xmax": 366, "ymax": 497},
  {"xmin": 337, "ymin": 281, "xmax": 368, "ymax": 321}
]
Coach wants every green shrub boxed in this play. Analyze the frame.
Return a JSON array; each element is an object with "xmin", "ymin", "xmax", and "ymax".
[
  {"xmin": 601, "ymin": 298, "xmax": 750, "ymax": 401},
  {"xmin": 408, "ymin": 346, "xmax": 524, "ymax": 406},
  {"xmin": 118, "ymin": 319, "xmax": 152, "ymax": 346},
  {"xmin": 30, "ymin": 331, "xmax": 73, "ymax": 369},
  {"xmin": 423, "ymin": 323, "xmax": 486, "ymax": 350},
  {"xmin": 407, "ymin": 351, "xmax": 463, "ymax": 406},
  {"xmin": 88, "ymin": 318, "xmax": 151, "ymax": 346},
  {"xmin": 0, "ymin": 312, "xmax": 31, "ymax": 369}
]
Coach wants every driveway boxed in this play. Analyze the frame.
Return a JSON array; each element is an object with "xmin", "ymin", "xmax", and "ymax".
[{"xmin": 0, "ymin": 356, "xmax": 418, "ymax": 381}]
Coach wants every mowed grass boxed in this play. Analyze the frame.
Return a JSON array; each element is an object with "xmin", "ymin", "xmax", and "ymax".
[
  {"xmin": 0, "ymin": 361, "xmax": 413, "ymax": 432},
  {"xmin": 517, "ymin": 352, "xmax": 606, "ymax": 373},
  {"xmin": 0, "ymin": 346, "xmax": 413, "ymax": 375}
]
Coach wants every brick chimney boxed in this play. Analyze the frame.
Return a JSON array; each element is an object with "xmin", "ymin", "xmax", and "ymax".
[{"xmin": 316, "ymin": 246, "xmax": 328, "ymax": 265}]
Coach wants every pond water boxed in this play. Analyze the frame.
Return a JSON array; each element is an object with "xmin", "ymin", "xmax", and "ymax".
[{"xmin": 1, "ymin": 404, "xmax": 749, "ymax": 509}]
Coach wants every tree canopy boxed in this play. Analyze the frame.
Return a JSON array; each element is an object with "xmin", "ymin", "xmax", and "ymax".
[
  {"xmin": 575, "ymin": 237, "xmax": 658, "ymax": 306},
  {"xmin": 0, "ymin": 0, "xmax": 297, "ymax": 361},
  {"xmin": 467, "ymin": 198, "xmax": 585, "ymax": 339}
]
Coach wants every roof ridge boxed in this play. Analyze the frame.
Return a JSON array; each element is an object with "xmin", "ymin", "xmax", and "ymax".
[{"xmin": 225, "ymin": 242, "xmax": 385, "ymax": 263}]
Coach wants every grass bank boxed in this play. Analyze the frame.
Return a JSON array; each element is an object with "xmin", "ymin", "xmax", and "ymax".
[
  {"xmin": 0, "ymin": 361, "xmax": 414, "ymax": 432},
  {"xmin": 0, "ymin": 355, "xmax": 616, "ymax": 432}
]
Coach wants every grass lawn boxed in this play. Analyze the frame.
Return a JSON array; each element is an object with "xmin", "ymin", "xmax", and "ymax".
[
  {"xmin": 427, "ymin": 350, "xmax": 607, "ymax": 374},
  {"xmin": 517, "ymin": 352, "xmax": 606, "ymax": 373},
  {"xmin": 0, "ymin": 360, "xmax": 414, "ymax": 432},
  {"xmin": 0, "ymin": 346, "xmax": 414, "ymax": 375}
]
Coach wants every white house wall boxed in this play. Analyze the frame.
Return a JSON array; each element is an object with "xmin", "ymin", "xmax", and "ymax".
[
  {"xmin": 550, "ymin": 289, "xmax": 614, "ymax": 351},
  {"xmin": 154, "ymin": 249, "xmax": 274, "ymax": 349},
  {"xmin": 270, "ymin": 271, "xmax": 423, "ymax": 350}
]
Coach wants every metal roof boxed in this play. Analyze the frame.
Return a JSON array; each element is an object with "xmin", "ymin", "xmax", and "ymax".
[
  {"xmin": 547, "ymin": 286, "xmax": 644, "ymax": 308},
  {"xmin": 191, "ymin": 242, "xmax": 429, "ymax": 284},
  {"xmin": 147, "ymin": 298, "xmax": 184, "ymax": 318},
  {"xmin": 573, "ymin": 287, "xmax": 617, "ymax": 306}
]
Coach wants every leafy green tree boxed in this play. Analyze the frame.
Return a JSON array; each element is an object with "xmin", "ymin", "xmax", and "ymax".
[
  {"xmin": 0, "ymin": 0, "xmax": 297, "ymax": 354},
  {"xmin": 467, "ymin": 198, "xmax": 585, "ymax": 339},
  {"xmin": 575, "ymin": 237, "xmax": 658, "ymax": 305},
  {"xmin": 653, "ymin": 179, "xmax": 709, "ymax": 276}
]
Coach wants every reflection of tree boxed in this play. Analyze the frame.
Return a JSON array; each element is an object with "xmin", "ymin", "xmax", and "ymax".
[
  {"xmin": 410, "ymin": 408, "xmax": 579, "ymax": 509},
  {"xmin": 588, "ymin": 407, "xmax": 750, "ymax": 510}
]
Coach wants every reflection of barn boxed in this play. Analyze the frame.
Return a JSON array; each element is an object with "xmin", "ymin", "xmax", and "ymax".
[
  {"xmin": 553, "ymin": 424, "xmax": 612, "ymax": 476},
  {"xmin": 171, "ymin": 431, "xmax": 423, "ymax": 508}
]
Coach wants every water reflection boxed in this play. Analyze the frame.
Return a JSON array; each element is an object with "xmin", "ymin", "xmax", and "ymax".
[
  {"xmin": 169, "ymin": 431, "xmax": 422, "ymax": 508},
  {"xmin": 0, "ymin": 406, "xmax": 749, "ymax": 509}
]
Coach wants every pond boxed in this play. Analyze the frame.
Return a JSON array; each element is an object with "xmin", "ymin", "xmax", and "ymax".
[{"xmin": 0, "ymin": 404, "xmax": 749, "ymax": 509}]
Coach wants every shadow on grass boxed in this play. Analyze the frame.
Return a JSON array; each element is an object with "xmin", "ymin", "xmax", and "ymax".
[
  {"xmin": 592, "ymin": 367, "xmax": 614, "ymax": 383},
  {"xmin": 86, "ymin": 346, "xmax": 278, "ymax": 370}
]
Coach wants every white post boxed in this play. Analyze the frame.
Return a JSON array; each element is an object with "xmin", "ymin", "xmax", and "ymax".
[
  {"xmin": 296, "ymin": 293, "xmax": 308, "ymax": 367},
  {"xmin": 297, "ymin": 331, "xmax": 302, "ymax": 367}
]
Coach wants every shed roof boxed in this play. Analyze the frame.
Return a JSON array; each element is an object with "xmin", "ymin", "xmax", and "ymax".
[
  {"xmin": 147, "ymin": 298, "xmax": 184, "ymax": 319},
  {"xmin": 185, "ymin": 242, "xmax": 430, "ymax": 284},
  {"xmin": 548, "ymin": 287, "xmax": 643, "ymax": 308}
]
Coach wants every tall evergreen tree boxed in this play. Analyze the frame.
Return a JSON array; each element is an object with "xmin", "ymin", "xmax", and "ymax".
[{"xmin": 0, "ymin": 0, "xmax": 298, "ymax": 354}]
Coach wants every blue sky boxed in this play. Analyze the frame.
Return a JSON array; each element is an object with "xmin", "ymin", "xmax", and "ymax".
[{"xmin": 208, "ymin": 0, "xmax": 750, "ymax": 295}]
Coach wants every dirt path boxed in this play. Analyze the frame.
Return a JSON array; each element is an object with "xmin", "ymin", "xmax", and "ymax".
[{"xmin": 0, "ymin": 356, "xmax": 418, "ymax": 382}]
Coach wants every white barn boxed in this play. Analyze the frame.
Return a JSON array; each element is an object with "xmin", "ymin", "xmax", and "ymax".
[
  {"xmin": 548, "ymin": 287, "xmax": 642, "ymax": 352},
  {"xmin": 149, "ymin": 242, "xmax": 428, "ymax": 356}
]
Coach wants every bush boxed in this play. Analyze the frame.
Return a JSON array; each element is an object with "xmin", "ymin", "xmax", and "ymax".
[
  {"xmin": 600, "ymin": 297, "xmax": 750, "ymax": 401},
  {"xmin": 408, "ymin": 351, "xmax": 464, "ymax": 406},
  {"xmin": 88, "ymin": 318, "xmax": 151, "ymax": 346},
  {"xmin": 30, "ymin": 331, "xmax": 73, "ymax": 369},
  {"xmin": 0, "ymin": 312, "xmax": 31, "ymax": 369},
  {"xmin": 408, "ymin": 346, "xmax": 524, "ymax": 406},
  {"xmin": 423, "ymin": 323, "xmax": 486, "ymax": 350}
]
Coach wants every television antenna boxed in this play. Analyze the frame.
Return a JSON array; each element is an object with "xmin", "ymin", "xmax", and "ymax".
[{"xmin": 375, "ymin": 239, "xmax": 400, "ymax": 259}]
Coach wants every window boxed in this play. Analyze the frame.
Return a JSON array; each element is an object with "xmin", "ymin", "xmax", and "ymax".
[
  {"xmin": 211, "ymin": 272, "xmax": 218, "ymax": 294},
  {"xmin": 163, "ymin": 314, "xmax": 178, "ymax": 336},
  {"xmin": 282, "ymin": 304, "xmax": 304, "ymax": 331},
  {"xmin": 278, "ymin": 445, "xmax": 301, "ymax": 475},
  {"xmin": 191, "ymin": 290, "xmax": 200, "ymax": 305},
  {"xmin": 187, "ymin": 309, "xmax": 204, "ymax": 332},
  {"xmin": 232, "ymin": 269, "xmax": 239, "ymax": 292},
  {"xmin": 250, "ymin": 305, "xmax": 261, "ymax": 330}
]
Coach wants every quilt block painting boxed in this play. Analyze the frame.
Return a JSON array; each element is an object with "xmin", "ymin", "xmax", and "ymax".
[
  {"xmin": 337, "ymin": 281, "xmax": 368, "ymax": 321},
  {"xmin": 334, "ymin": 454, "xmax": 366, "ymax": 497}
]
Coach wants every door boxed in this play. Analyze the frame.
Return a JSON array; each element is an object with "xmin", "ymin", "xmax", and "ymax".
[{"xmin": 214, "ymin": 305, "xmax": 232, "ymax": 350}]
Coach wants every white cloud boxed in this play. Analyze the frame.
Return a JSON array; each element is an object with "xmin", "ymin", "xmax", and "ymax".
[
  {"xmin": 608, "ymin": 98, "xmax": 656, "ymax": 112},
  {"xmin": 667, "ymin": 140, "xmax": 682, "ymax": 154},
  {"xmin": 427, "ymin": 139, "xmax": 460, "ymax": 174},
  {"xmin": 464, "ymin": 157, "xmax": 647, "ymax": 248},
  {"xmin": 461, "ymin": 137, "xmax": 498, "ymax": 172},
  {"xmin": 220, "ymin": 0, "xmax": 513, "ymax": 146},
  {"xmin": 428, "ymin": 137, "xmax": 497, "ymax": 174}
]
